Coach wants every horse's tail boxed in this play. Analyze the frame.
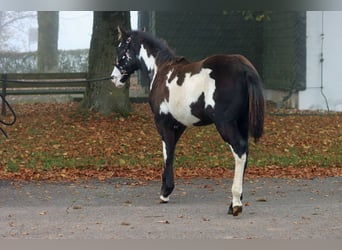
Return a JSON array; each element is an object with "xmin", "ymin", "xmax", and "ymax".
[{"xmin": 246, "ymin": 69, "xmax": 265, "ymax": 142}]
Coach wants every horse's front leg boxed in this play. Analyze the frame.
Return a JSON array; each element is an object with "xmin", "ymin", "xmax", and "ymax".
[
  {"xmin": 160, "ymin": 139, "xmax": 176, "ymax": 202},
  {"xmin": 155, "ymin": 118, "xmax": 186, "ymax": 203}
]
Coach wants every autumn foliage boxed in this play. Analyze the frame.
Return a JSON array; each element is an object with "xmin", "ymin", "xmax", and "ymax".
[{"xmin": 0, "ymin": 103, "xmax": 341, "ymax": 182}]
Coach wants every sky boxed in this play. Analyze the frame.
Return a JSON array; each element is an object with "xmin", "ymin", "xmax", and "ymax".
[
  {"xmin": 58, "ymin": 11, "xmax": 93, "ymax": 50},
  {"xmin": 3, "ymin": 11, "xmax": 138, "ymax": 52},
  {"xmin": 58, "ymin": 11, "xmax": 138, "ymax": 50}
]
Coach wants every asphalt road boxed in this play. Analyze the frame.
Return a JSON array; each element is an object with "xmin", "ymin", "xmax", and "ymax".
[{"xmin": 1, "ymin": 177, "xmax": 341, "ymax": 239}]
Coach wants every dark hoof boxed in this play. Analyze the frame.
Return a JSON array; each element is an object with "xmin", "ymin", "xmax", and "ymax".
[
  {"xmin": 228, "ymin": 203, "xmax": 233, "ymax": 215},
  {"xmin": 228, "ymin": 204, "xmax": 243, "ymax": 216},
  {"xmin": 232, "ymin": 206, "xmax": 243, "ymax": 216}
]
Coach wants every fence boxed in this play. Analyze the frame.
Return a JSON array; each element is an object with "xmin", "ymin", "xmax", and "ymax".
[
  {"xmin": 0, "ymin": 72, "xmax": 88, "ymax": 115},
  {"xmin": 0, "ymin": 72, "xmax": 148, "ymax": 116}
]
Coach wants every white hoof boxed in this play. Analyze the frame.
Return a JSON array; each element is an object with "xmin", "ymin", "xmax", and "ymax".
[{"xmin": 159, "ymin": 195, "xmax": 169, "ymax": 203}]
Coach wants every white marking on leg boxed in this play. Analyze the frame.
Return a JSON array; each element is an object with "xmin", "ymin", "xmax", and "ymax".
[
  {"xmin": 162, "ymin": 141, "xmax": 167, "ymax": 163},
  {"xmin": 229, "ymin": 145, "xmax": 246, "ymax": 208},
  {"xmin": 159, "ymin": 195, "xmax": 170, "ymax": 202},
  {"xmin": 160, "ymin": 141, "xmax": 170, "ymax": 202}
]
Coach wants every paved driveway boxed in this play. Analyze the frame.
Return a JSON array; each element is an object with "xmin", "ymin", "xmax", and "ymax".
[{"xmin": 1, "ymin": 177, "xmax": 341, "ymax": 239}]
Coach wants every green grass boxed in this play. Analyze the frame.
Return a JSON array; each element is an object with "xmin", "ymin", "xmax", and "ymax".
[{"xmin": 1, "ymin": 103, "xmax": 341, "ymax": 176}]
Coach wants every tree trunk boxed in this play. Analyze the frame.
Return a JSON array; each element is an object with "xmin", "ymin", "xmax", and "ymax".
[
  {"xmin": 37, "ymin": 11, "xmax": 59, "ymax": 72},
  {"xmin": 82, "ymin": 11, "xmax": 131, "ymax": 116}
]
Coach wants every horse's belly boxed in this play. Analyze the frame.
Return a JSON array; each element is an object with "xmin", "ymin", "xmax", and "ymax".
[
  {"xmin": 159, "ymin": 68, "xmax": 215, "ymax": 126},
  {"xmin": 160, "ymin": 101, "xmax": 200, "ymax": 126}
]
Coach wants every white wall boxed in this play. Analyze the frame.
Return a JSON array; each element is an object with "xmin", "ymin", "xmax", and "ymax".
[{"xmin": 299, "ymin": 11, "xmax": 342, "ymax": 111}]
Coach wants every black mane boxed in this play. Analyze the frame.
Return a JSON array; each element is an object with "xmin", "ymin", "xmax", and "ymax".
[{"xmin": 131, "ymin": 31, "xmax": 184, "ymax": 64}]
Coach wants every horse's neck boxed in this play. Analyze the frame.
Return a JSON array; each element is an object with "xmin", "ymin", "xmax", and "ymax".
[
  {"xmin": 138, "ymin": 44, "xmax": 157, "ymax": 74},
  {"xmin": 137, "ymin": 43, "xmax": 158, "ymax": 90},
  {"xmin": 137, "ymin": 41, "xmax": 180, "ymax": 90}
]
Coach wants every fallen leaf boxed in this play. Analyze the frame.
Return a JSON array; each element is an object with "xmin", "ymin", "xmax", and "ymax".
[
  {"xmin": 0, "ymin": 103, "xmax": 341, "ymax": 182},
  {"xmin": 256, "ymin": 197, "xmax": 267, "ymax": 202},
  {"xmin": 39, "ymin": 210, "xmax": 48, "ymax": 215},
  {"xmin": 157, "ymin": 220, "xmax": 170, "ymax": 224}
]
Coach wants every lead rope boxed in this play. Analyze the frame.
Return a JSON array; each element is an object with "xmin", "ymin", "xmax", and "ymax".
[{"xmin": 0, "ymin": 94, "xmax": 16, "ymax": 138}]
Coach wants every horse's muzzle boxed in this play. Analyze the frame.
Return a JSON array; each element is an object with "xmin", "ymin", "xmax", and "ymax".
[{"xmin": 111, "ymin": 66, "xmax": 126, "ymax": 88}]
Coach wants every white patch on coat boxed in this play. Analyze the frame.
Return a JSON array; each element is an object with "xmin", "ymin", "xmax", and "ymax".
[
  {"xmin": 229, "ymin": 145, "xmax": 246, "ymax": 208},
  {"xmin": 159, "ymin": 68, "xmax": 215, "ymax": 126},
  {"xmin": 138, "ymin": 44, "xmax": 157, "ymax": 90},
  {"xmin": 111, "ymin": 66, "xmax": 125, "ymax": 88}
]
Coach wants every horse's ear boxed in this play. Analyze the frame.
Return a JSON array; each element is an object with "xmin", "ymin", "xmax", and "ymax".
[{"xmin": 117, "ymin": 25, "xmax": 129, "ymax": 40}]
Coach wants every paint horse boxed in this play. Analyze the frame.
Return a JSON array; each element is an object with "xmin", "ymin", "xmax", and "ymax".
[{"xmin": 111, "ymin": 27, "xmax": 264, "ymax": 216}]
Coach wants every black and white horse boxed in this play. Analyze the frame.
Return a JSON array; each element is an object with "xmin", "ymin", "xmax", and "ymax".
[{"xmin": 111, "ymin": 27, "xmax": 264, "ymax": 216}]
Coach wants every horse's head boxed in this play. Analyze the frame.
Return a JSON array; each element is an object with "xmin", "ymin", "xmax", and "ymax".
[{"xmin": 111, "ymin": 26, "xmax": 139, "ymax": 88}]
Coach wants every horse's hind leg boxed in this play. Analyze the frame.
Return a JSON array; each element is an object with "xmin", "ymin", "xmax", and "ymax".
[
  {"xmin": 228, "ymin": 144, "xmax": 247, "ymax": 216},
  {"xmin": 216, "ymin": 122, "xmax": 248, "ymax": 216}
]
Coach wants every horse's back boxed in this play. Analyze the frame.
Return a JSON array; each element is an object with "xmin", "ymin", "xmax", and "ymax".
[{"xmin": 202, "ymin": 54, "xmax": 258, "ymax": 75}]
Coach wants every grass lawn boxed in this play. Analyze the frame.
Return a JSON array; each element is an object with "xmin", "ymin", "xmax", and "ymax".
[{"xmin": 0, "ymin": 102, "xmax": 341, "ymax": 181}]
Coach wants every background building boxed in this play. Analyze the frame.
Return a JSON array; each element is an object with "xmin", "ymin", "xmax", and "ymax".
[{"xmin": 139, "ymin": 11, "xmax": 342, "ymax": 111}]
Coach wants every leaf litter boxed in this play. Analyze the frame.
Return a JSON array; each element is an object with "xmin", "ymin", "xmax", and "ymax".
[{"xmin": 0, "ymin": 102, "xmax": 341, "ymax": 182}]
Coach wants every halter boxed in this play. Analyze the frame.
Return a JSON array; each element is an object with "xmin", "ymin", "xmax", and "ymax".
[{"xmin": 115, "ymin": 36, "xmax": 138, "ymax": 81}]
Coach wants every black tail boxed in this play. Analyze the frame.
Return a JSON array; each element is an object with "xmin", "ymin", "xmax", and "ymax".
[{"xmin": 246, "ymin": 70, "xmax": 264, "ymax": 142}]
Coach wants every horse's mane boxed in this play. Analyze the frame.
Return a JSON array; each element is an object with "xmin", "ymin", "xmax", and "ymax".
[{"xmin": 131, "ymin": 31, "xmax": 186, "ymax": 64}]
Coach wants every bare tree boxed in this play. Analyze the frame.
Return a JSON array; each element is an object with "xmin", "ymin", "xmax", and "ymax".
[
  {"xmin": 37, "ymin": 11, "xmax": 59, "ymax": 72},
  {"xmin": 0, "ymin": 11, "xmax": 36, "ymax": 52}
]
